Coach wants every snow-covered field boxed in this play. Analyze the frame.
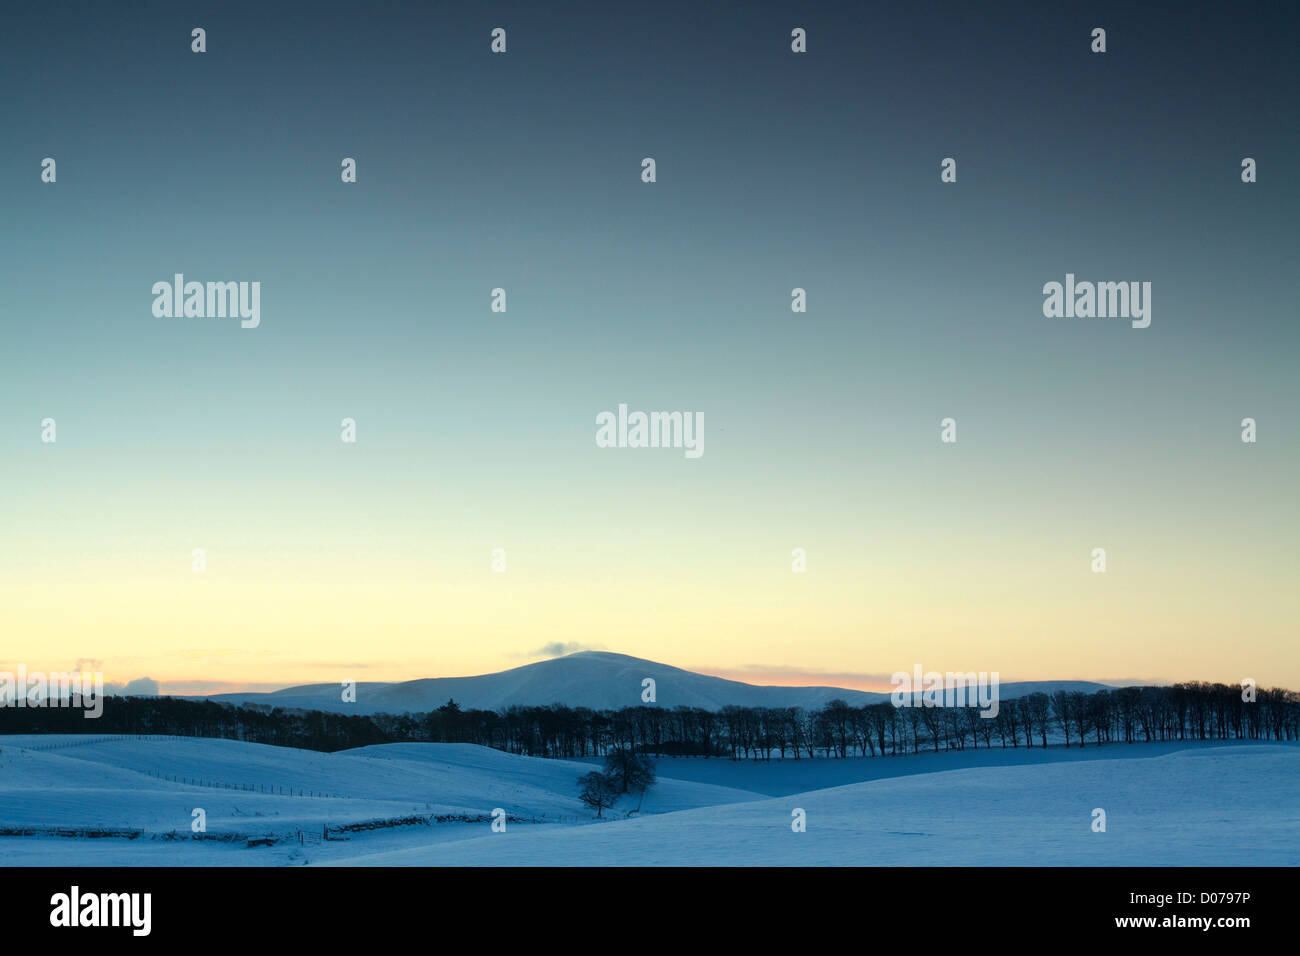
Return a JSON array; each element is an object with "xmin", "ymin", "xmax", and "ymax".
[{"xmin": 1, "ymin": 735, "xmax": 1295, "ymax": 865}]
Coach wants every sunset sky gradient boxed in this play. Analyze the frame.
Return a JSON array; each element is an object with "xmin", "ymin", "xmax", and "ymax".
[{"xmin": 2, "ymin": 1, "xmax": 1296, "ymax": 693}]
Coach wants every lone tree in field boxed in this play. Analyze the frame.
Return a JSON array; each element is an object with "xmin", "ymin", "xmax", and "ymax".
[
  {"xmin": 600, "ymin": 747, "xmax": 657, "ymax": 816},
  {"xmin": 604, "ymin": 747, "xmax": 656, "ymax": 795},
  {"xmin": 577, "ymin": 770, "xmax": 619, "ymax": 818}
]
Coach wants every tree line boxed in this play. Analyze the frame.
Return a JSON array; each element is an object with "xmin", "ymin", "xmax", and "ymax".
[{"xmin": 1, "ymin": 681, "xmax": 1296, "ymax": 759}]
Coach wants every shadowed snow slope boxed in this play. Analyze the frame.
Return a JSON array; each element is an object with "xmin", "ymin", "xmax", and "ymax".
[
  {"xmin": 0, "ymin": 736, "xmax": 761, "ymax": 837},
  {"xmin": 329, "ymin": 745, "xmax": 1300, "ymax": 866}
]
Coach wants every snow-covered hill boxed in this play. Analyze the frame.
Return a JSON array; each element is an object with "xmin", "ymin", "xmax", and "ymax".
[
  {"xmin": 195, "ymin": 650, "xmax": 1110, "ymax": 714},
  {"xmin": 0, "ymin": 735, "xmax": 760, "ymax": 840}
]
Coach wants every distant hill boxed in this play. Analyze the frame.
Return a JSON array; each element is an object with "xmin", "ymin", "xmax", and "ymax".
[{"xmin": 193, "ymin": 651, "xmax": 1111, "ymax": 715}]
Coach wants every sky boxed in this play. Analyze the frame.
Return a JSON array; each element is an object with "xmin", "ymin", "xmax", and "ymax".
[{"xmin": 1, "ymin": 1, "xmax": 1296, "ymax": 694}]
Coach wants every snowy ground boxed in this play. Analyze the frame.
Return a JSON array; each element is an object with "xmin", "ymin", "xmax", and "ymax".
[
  {"xmin": 0, "ymin": 735, "xmax": 758, "ymax": 865},
  {"xmin": 1, "ymin": 735, "xmax": 1295, "ymax": 865},
  {"xmin": 612, "ymin": 739, "xmax": 1267, "ymax": 795}
]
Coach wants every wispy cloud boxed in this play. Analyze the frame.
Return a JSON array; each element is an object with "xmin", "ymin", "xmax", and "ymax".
[
  {"xmin": 158, "ymin": 680, "xmax": 305, "ymax": 696},
  {"xmin": 519, "ymin": 642, "xmax": 606, "ymax": 659},
  {"xmin": 698, "ymin": 664, "xmax": 900, "ymax": 691},
  {"xmin": 704, "ymin": 665, "xmax": 1165, "ymax": 691}
]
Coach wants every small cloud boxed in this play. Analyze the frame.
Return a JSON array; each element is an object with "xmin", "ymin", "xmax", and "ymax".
[
  {"xmin": 107, "ymin": 677, "xmax": 159, "ymax": 697},
  {"xmin": 524, "ymin": 642, "xmax": 606, "ymax": 659}
]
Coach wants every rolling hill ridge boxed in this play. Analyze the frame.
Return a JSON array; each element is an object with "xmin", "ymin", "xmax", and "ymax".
[{"xmin": 194, "ymin": 651, "xmax": 1111, "ymax": 715}]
